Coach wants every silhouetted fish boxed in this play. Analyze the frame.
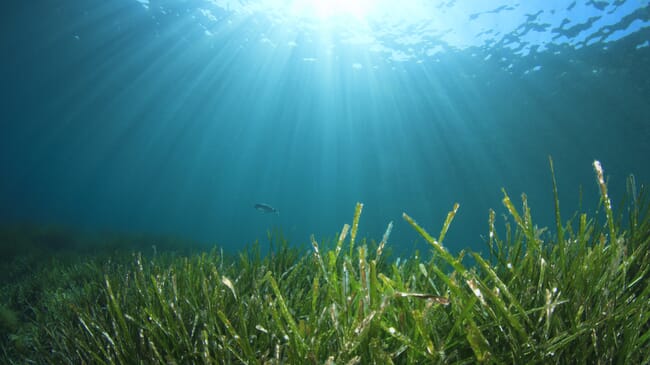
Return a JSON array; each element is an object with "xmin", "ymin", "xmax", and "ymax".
[{"xmin": 254, "ymin": 203, "xmax": 279, "ymax": 214}]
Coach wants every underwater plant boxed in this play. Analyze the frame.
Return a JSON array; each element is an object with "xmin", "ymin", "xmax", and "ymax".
[{"xmin": 0, "ymin": 159, "xmax": 648, "ymax": 364}]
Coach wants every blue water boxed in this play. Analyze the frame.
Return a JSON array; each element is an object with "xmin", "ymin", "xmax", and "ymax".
[{"xmin": 1, "ymin": 0, "xmax": 649, "ymax": 254}]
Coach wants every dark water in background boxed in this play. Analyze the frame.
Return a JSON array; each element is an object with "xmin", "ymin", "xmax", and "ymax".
[{"xmin": 0, "ymin": 1, "xmax": 649, "ymax": 255}]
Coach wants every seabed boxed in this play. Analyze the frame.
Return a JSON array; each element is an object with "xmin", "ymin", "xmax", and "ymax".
[{"xmin": 1, "ymin": 160, "xmax": 649, "ymax": 364}]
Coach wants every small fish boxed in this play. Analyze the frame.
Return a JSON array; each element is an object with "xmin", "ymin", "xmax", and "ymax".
[
  {"xmin": 395, "ymin": 291, "xmax": 450, "ymax": 305},
  {"xmin": 254, "ymin": 203, "xmax": 279, "ymax": 214}
]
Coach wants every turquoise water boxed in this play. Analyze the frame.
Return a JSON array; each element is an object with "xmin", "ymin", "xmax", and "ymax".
[{"xmin": 1, "ymin": 1, "xmax": 649, "ymax": 253}]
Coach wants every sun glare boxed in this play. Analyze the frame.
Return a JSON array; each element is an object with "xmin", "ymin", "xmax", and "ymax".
[{"xmin": 290, "ymin": 0, "xmax": 374, "ymax": 20}]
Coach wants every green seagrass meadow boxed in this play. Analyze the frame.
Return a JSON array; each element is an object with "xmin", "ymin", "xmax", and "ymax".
[{"xmin": 1, "ymin": 159, "xmax": 649, "ymax": 364}]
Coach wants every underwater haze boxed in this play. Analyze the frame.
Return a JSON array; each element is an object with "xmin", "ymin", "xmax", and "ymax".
[{"xmin": 1, "ymin": 0, "xmax": 649, "ymax": 253}]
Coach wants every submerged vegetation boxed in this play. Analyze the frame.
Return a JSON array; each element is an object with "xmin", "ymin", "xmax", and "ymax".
[{"xmin": 1, "ymin": 159, "xmax": 649, "ymax": 364}]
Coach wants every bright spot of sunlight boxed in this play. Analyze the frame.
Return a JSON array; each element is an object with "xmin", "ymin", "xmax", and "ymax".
[{"xmin": 289, "ymin": 0, "xmax": 374, "ymax": 20}]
